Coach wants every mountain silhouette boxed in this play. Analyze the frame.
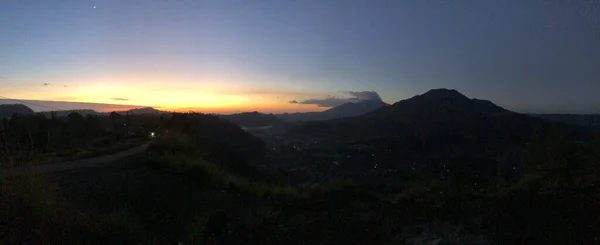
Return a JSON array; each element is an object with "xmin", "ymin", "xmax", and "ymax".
[
  {"xmin": 219, "ymin": 111, "xmax": 282, "ymax": 127},
  {"xmin": 290, "ymin": 88, "xmax": 572, "ymax": 158},
  {"xmin": 37, "ymin": 107, "xmax": 164, "ymax": 118},
  {"xmin": 322, "ymin": 100, "xmax": 390, "ymax": 119},
  {"xmin": 40, "ymin": 109, "xmax": 99, "ymax": 118},
  {"xmin": 126, "ymin": 107, "xmax": 163, "ymax": 115},
  {"xmin": 0, "ymin": 104, "xmax": 34, "ymax": 119},
  {"xmin": 364, "ymin": 88, "xmax": 507, "ymax": 122},
  {"xmin": 278, "ymin": 100, "xmax": 389, "ymax": 122}
]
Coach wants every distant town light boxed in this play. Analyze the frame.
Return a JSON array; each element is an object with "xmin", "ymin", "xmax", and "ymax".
[{"xmin": 150, "ymin": 132, "xmax": 155, "ymax": 138}]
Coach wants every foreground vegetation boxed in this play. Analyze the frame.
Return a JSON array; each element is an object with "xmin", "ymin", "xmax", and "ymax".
[
  {"xmin": 0, "ymin": 173, "xmax": 148, "ymax": 244},
  {"xmin": 1, "ymin": 111, "xmax": 158, "ymax": 168},
  {"xmin": 1, "ymin": 111, "xmax": 600, "ymax": 244},
  {"xmin": 146, "ymin": 133, "xmax": 301, "ymax": 199}
]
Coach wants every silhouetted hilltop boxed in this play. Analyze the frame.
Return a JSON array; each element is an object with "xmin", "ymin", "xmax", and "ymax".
[
  {"xmin": 160, "ymin": 113, "xmax": 266, "ymax": 170},
  {"xmin": 365, "ymin": 88, "xmax": 507, "ymax": 121},
  {"xmin": 321, "ymin": 100, "xmax": 390, "ymax": 119},
  {"xmin": 291, "ymin": 88, "xmax": 573, "ymax": 158},
  {"xmin": 219, "ymin": 111, "xmax": 282, "ymax": 127},
  {"xmin": 37, "ymin": 107, "xmax": 164, "ymax": 118},
  {"xmin": 126, "ymin": 107, "xmax": 163, "ymax": 115},
  {"xmin": 40, "ymin": 109, "xmax": 99, "ymax": 118},
  {"xmin": 278, "ymin": 100, "xmax": 389, "ymax": 122},
  {"xmin": 0, "ymin": 104, "xmax": 34, "ymax": 119}
]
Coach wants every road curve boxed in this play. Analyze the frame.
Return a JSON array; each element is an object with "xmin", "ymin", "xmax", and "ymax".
[{"xmin": 0, "ymin": 144, "xmax": 149, "ymax": 178}]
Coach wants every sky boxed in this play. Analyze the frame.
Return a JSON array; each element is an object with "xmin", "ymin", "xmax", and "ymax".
[{"xmin": 1, "ymin": 0, "xmax": 599, "ymax": 113}]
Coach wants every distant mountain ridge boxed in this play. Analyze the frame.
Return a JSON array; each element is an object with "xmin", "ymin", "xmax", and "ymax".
[
  {"xmin": 40, "ymin": 109, "xmax": 99, "ymax": 118},
  {"xmin": 218, "ymin": 111, "xmax": 282, "ymax": 128},
  {"xmin": 125, "ymin": 107, "xmax": 164, "ymax": 115},
  {"xmin": 277, "ymin": 99, "xmax": 389, "ymax": 122},
  {"xmin": 219, "ymin": 99, "xmax": 389, "ymax": 127},
  {"xmin": 290, "ymin": 88, "xmax": 576, "ymax": 158},
  {"xmin": 38, "ymin": 107, "xmax": 166, "ymax": 118},
  {"xmin": 0, "ymin": 104, "xmax": 34, "ymax": 119}
]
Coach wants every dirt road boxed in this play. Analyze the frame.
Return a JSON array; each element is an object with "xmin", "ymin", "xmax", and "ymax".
[{"xmin": 0, "ymin": 144, "xmax": 149, "ymax": 178}]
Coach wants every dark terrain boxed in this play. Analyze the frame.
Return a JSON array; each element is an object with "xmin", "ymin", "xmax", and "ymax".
[
  {"xmin": 2, "ymin": 89, "xmax": 600, "ymax": 244},
  {"xmin": 530, "ymin": 113, "xmax": 600, "ymax": 129}
]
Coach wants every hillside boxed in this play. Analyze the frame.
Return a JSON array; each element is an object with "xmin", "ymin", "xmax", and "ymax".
[
  {"xmin": 0, "ymin": 104, "xmax": 34, "ymax": 119},
  {"xmin": 530, "ymin": 113, "xmax": 600, "ymax": 129},
  {"xmin": 161, "ymin": 113, "xmax": 266, "ymax": 168},
  {"xmin": 288, "ymin": 89, "xmax": 583, "ymax": 171}
]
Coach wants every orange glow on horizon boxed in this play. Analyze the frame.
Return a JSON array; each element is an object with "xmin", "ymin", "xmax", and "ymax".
[
  {"xmin": 4, "ymin": 75, "xmax": 332, "ymax": 113},
  {"xmin": 159, "ymin": 104, "xmax": 327, "ymax": 114}
]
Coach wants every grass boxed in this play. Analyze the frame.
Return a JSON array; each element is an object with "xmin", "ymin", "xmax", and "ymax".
[
  {"xmin": 185, "ymin": 214, "xmax": 210, "ymax": 244},
  {"xmin": 141, "ymin": 132, "xmax": 600, "ymax": 244},
  {"xmin": 149, "ymin": 151, "xmax": 301, "ymax": 200},
  {"xmin": 146, "ymin": 133, "xmax": 302, "ymax": 200},
  {"xmin": 388, "ymin": 179, "xmax": 442, "ymax": 204},
  {"xmin": 0, "ymin": 173, "xmax": 147, "ymax": 244},
  {"xmin": 42, "ymin": 137, "xmax": 149, "ymax": 164}
]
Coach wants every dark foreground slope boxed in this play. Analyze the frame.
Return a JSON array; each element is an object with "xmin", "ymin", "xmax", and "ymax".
[{"xmin": 2, "ymin": 108, "xmax": 599, "ymax": 244}]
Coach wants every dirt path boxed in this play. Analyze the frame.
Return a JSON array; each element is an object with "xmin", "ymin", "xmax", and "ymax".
[{"xmin": 0, "ymin": 144, "xmax": 149, "ymax": 178}]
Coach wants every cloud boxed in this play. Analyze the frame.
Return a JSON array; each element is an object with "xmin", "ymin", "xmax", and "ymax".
[
  {"xmin": 111, "ymin": 98, "xmax": 129, "ymax": 101},
  {"xmin": 346, "ymin": 91, "xmax": 382, "ymax": 101},
  {"xmin": 291, "ymin": 91, "xmax": 382, "ymax": 107},
  {"xmin": 44, "ymin": 83, "xmax": 52, "ymax": 86}
]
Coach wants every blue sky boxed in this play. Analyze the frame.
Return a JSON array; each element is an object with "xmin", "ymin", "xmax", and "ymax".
[{"xmin": 1, "ymin": 0, "xmax": 599, "ymax": 113}]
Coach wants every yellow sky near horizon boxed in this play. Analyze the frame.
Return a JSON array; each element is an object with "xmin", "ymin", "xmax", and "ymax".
[{"xmin": 1, "ymin": 77, "xmax": 329, "ymax": 113}]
